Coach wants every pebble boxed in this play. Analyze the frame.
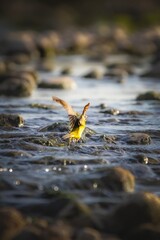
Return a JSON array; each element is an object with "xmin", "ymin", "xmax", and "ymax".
[{"xmin": 39, "ymin": 76, "xmax": 76, "ymax": 89}]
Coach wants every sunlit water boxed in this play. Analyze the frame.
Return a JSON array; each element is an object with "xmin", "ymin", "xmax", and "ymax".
[{"xmin": 0, "ymin": 55, "xmax": 160, "ymax": 208}]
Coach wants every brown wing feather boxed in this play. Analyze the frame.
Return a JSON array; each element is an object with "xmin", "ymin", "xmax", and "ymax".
[
  {"xmin": 52, "ymin": 96, "xmax": 76, "ymax": 116},
  {"xmin": 81, "ymin": 103, "xmax": 90, "ymax": 116},
  {"xmin": 52, "ymin": 96, "xmax": 78, "ymax": 129}
]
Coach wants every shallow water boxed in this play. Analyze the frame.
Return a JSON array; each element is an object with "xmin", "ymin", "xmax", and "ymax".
[{"xmin": 0, "ymin": 55, "xmax": 160, "ymax": 211}]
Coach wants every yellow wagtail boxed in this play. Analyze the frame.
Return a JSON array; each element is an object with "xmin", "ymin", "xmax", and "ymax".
[{"xmin": 52, "ymin": 96, "xmax": 90, "ymax": 143}]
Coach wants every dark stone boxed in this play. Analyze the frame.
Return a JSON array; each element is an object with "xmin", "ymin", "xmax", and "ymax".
[
  {"xmin": 106, "ymin": 192, "xmax": 160, "ymax": 237},
  {"xmin": 61, "ymin": 66, "xmax": 72, "ymax": 75},
  {"xmin": 76, "ymin": 227, "xmax": 101, "ymax": 240},
  {"xmin": 0, "ymin": 32, "xmax": 36, "ymax": 63},
  {"xmin": 38, "ymin": 76, "xmax": 76, "ymax": 89},
  {"xmin": 127, "ymin": 133, "xmax": 151, "ymax": 144},
  {"xmin": 141, "ymin": 62, "xmax": 160, "ymax": 79},
  {"xmin": 0, "ymin": 114, "xmax": 24, "ymax": 127},
  {"xmin": 83, "ymin": 69, "xmax": 103, "ymax": 79},
  {"xmin": 0, "ymin": 70, "xmax": 38, "ymax": 97},
  {"xmin": 100, "ymin": 167, "xmax": 135, "ymax": 192},
  {"xmin": 125, "ymin": 224, "xmax": 160, "ymax": 240},
  {"xmin": 136, "ymin": 91, "xmax": 160, "ymax": 101},
  {"xmin": 0, "ymin": 207, "xmax": 25, "ymax": 240}
]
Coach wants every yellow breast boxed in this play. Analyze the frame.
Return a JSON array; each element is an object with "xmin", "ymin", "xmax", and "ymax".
[{"xmin": 70, "ymin": 125, "xmax": 85, "ymax": 140}]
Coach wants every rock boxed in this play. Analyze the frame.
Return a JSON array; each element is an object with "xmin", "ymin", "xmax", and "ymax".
[
  {"xmin": 61, "ymin": 66, "xmax": 72, "ymax": 75},
  {"xmin": 73, "ymin": 167, "xmax": 134, "ymax": 192},
  {"xmin": 36, "ymin": 59, "xmax": 55, "ymax": 72},
  {"xmin": 100, "ymin": 108, "xmax": 120, "ymax": 115},
  {"xmin": 0, "ymin": 114, "xmax": 24, "ymax": 127},
  {"xmin": 0, "ymin": 207, "xmax": 25, "ymax": 240},
  {"xmin": 14, "ymin": 220, "xmax": 71, "ymax": 240},
  {"xmin": 0, "ymin": 59, "xmax": 6, "ymax": 74},
  {"xmin": 36, "ymin": 33, "xmax": 55, "ymax": 58},
  {"xmin": 39, "ymin": 76, "xmax": 76, "ymax": 89},
  {"xmin": 0, "ymin": 32, "xmax": 36, "ymax": 63},
  {"xmin": 127, "ymin": 133, "xmax": 151, "ymax": 144},
  {"xmin": 104, "ymin": 69, "xmax": 128, "ymax": 83},
  {"xmin": 99, "ymin": 167, "xmax": 135, "ymax": 192},
  {"xmin": 29, "ymin": 103, "xmax": 56, "ymax": 110},
  {"xmin": 83, "ymin": 69, "xmax": 104, "ymax": 80},
  {"xmin": 125, "ymin": 224, "xmax": 160, "ymax": 240},
  {"xmin": 0, "ymin": 70, "xmax": 38, "ymax": 97},
  {"xmin": 106, "ymin": 192, "xmax": 160, "ymax": 237},
  {"xmin": 76, "ymin": 227, "xmax": 102, "ymax": 240},
  {"xmin": 141, "ymin": 62, "xmax": 160, "ymax": 78},
  {"xmin": 136, "ymin": 91, "xmax": 160, "ymax": 101},
  {"xmin": 69, "ymin": 32, "xmax": 93, "ymax": 52}
]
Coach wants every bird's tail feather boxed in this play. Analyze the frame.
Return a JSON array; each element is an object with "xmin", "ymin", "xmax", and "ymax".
[{"xmin": 62, "ymin": 133, "xmax": 70, "ymax": 139}]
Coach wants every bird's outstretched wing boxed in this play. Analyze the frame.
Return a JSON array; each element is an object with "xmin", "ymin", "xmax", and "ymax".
[
  {"xmin": 79, "ymin": 102, "xmax": 90, "ymax": 125},
  {"xmin": 52, "ymin": 96, "xmax": 78, "ymax": 130},
  {"xmin": 81, "ymin": 103, "xmax": 90, "ymax": 116}
]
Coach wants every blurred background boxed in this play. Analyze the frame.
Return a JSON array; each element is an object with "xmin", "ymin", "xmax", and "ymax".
[{"xmin": 0, "ymin": 0, "xmax": 160, "ymax": 31}]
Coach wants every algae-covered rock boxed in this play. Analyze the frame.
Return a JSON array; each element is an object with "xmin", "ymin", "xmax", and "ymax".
[
  {"xmin": 0, "ymin": 114, "xmax": 24, "ymax": 127},
  {"xmin": 106, "ymin": 192, "xmax": 160, "ymax": 237},
  {"xmin": 127, "ymin": 133, "xmax": 151, "ymax": 145},
  {"xmin": 136, "ymin": 91, "xmax": 160, "ymax": 101},
  {"xmin": 100, "ymin": 167, "xmax": 135, "ymax": 192},
  {"xmin": 0, "ymin": 207, "xmax": 25, "ymax": 240},
  {"xmin": 73, "ymin": 167, "xmax": 135, "ymax": 192}
]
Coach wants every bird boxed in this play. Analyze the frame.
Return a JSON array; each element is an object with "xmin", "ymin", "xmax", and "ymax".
[{"xmin": 52, "ymin": 96, "xmax": 90, "ymax": 143}]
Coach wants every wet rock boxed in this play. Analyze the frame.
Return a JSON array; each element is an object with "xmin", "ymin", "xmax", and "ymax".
[
  {"xmin": 83, "ymin": 69, "xmax": 104, "ymax": 80},
  {"xmin": 136, "ymin": 91, "xmax": 160, "ymax": 101},
  {"xmin": 104, "ymin": 69, "xmax": 128, "ymax": 83},
  {"xmin": 0, "ymin": 70, "xmax": 37, "ymax": 97},
  {"xmin": 121, "ymin": 110, "xmax": 151, "ymax": 116},
  {"xmin": 39, "ymin": 76, "xmax": 76, "ymax": 89},
  {"xmin": 75, "ymin": 167, "xmax": 135, "ymax": 192},
  {"xmin": 36, "ymin": 33, "xmax": 55, "ymax": 59},
  {"xmin": 36, "ymin": 59, "xmax": 55, "ymax": 72},
  {"xmin": 0, "ymin": 114, "xmax": 24, "ymax": 127},
  {"xmin": 141, "ymin": 62, "xmax": 160, "ymax": 78},
  {"xmin": 127, "ymin": 133, "xmax": 151, "ymax": 144},
  {"xmin": 69, "ymin": 32, "xmax": 93, "ymax": 52},
  {"xmin": 24, "ymin": 136, "xmax": 61, "ymax": 147},
  {"xmin": 61, "ymin": 66, "xmax": 72, "ymax": 75},
  {"xmin": 100, "ymin": 108, "xmax": 120, "ymax": 115},
  {"xmin": 106, "ymin": 192, "xmax": 160, "ymax": 237},
  {"xmin": 136, "ymin": 154, "xmax": 149, "ymax": 164},
  {"xmin": 14, "ymin": 220, "xmax": 71, "ymax": 240},
  {"xmin": 0, "ymin": 32, "xmax": 36, "ymax": 64},
  {"xmin": 39, "ymin": 122, "xmax": 68, "ymax": 132},
  {"xmin": 0, "ymin": 207, "xmax": 25, "ymax": 240},
  {"xmin": 76, "ymin": 227, "xmax": 102, "ymax": 240},
  {"xmin": 21, "ymin": 196, "xmax": 94, "ymax": 228},
  {"xmin": 102, "ymin": 135, "xmax": 117, "ymax": 144},
  {"xmin": 126, "ymin": 224, "xmax": 160, "ymax": 240},
  {"xmin": 29, "ymin": 103, "xmax": 56, "ymax": 110},
  {"xmin": 99, "ymin": 167, "xmax": 135, "ymax": 192}
]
